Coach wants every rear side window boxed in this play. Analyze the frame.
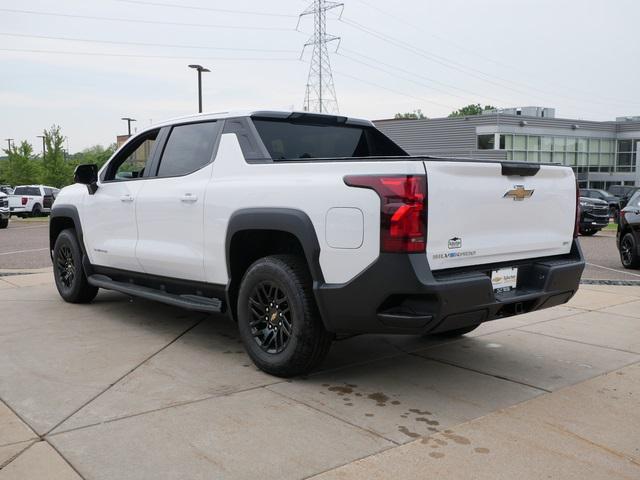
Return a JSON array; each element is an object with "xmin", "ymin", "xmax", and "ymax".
[
  {"xmin": 252, "ymin": 118, "xmax": 407, "ymax": 161},
  {"xmin": 156, "ymin": 122, "xmax": 220, "ymax": 177},
  {"xmin": 13, "ymin": 187, "xmax": 40, "ymax": 196}
]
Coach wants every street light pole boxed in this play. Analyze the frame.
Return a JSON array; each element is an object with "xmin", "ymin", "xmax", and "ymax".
[
  {"xmin": 4, "ymin": 138, "xmax": 13, "ymax": 151},
  {"xmin": 188, "ymin": 64, "xmax": 211, "ymax": 113},
  {"xmin": 37, "ymin": 135, "xmax": 46, "ymax": 159},
  {"xmin": 121, "ymin": 117, "xmax": 137, "ymax": 136}
]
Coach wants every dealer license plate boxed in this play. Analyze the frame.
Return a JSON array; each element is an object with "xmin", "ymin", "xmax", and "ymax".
[{"xmin": 491, "ymin": 267, "xmax": 518, "ymax": 293}]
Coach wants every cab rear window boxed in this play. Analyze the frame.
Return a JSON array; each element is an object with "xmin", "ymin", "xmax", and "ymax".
[
  {"xmin": 252, "ymin": 118, "xmax": 407, "ymax": 161},
  {"xmin": 13, "ymin": 187, "xmax": 40, "ymax": 196}
]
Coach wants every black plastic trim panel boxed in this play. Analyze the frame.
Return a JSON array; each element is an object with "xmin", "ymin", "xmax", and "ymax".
[{"xmin": 314, "ymin": 241, "xmax": 585, "ymax": 335}]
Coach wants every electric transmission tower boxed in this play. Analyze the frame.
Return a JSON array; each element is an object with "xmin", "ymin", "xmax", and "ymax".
[{"xmin": 298, "ymin": 0, "xmax": 343, "ymax": 114}]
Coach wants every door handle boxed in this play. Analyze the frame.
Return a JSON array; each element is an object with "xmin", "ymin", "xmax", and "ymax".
[
  {"xmin": 120, "ymin": 194, "xmax": 134, "ymax": 203},
  {"xmin": 180, "ymin": 194, "xmax": 198, "ymax": 203}
]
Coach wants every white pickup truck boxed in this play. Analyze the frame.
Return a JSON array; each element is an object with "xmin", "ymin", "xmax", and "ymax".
[
  {"xmin": 49, "ymin": 111, "xmax": 584, "ymax": 376},
  {"xmin": 9, "ymin": 185, "xmax": 59, "ymax": 217}
]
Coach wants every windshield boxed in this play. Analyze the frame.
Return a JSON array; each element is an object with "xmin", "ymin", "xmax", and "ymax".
[{"xmin": 252, "ymin": 118, "xmax": 407, "ymax": 161}]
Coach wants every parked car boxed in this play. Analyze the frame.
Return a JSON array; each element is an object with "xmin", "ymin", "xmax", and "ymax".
[
  {"xmin": 49, "ymin": 110, "xmax": 585, "ymax": 376},
  {"xmin": 608, "ymin": 185, "xmax": 640, "ymax": 210},
  {"xmin": 578, "ymin": 197, "xmax": 610, "ymax": 236},
  {"xmin": 9, "ymin": 185, "xmax": 59, "ymax": 217},
  {"xmin": 617, "ymin": 191, "xmax": 640, "ymax": 269},
  {"xmin": 0, "ymin": 185, "xmax": 13, "ymax": 195},
  {"xmin": 579, "ymin": 188, "xmax": 620, "ymax": 219},
  {"xmin": 0, "ymin": 191, "xmax": 9, "ymax": 229}
]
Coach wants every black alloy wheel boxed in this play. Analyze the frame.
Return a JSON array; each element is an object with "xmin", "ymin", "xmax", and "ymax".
[
  {"xmin": 620, "ymin": 233, "xmax": 640, "ymax": 269},
  {"xmin": 237, "ymin": 255, "xmax": 333, "ymax": 377},
  {"xmin": 56, "ymin": 244, "xmax": 76, "ymax": 289},
  {"xmin": 53, "ymin": 229, "xmax": 99, "ymax": 303},
  {"xmin": 248, "ymin": 281, "xmax": 293, "ymax": 354}
]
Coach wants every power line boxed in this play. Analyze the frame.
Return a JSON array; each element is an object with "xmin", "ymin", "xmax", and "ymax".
[
  {"xmin": 0, "ymin": 8, "xmax": 301, "ymax": 32},
  {"xmin": 113, "ymin": 0, "xmax": 298, "ymax": 17},
  {"xmin": 338, "ymin": 15, "xmax": 639, "ymax": 110},
  {"xmin": 352, "ymin": 0, "xmax": 640, "ymax": 107},
  {"xmin": 336, "ymin": 17, "xmax": 617, "ymax": 117},
  {"xmin": 0, "ymin": 32, "xmax": 299, "ymax": 54},
  {"xmin": 0, "ymin": 47, "xmax": 300, "ymax": 62},
  {"xmin": 339, "ymin": 47, "xmax": 506, "ymax": 105},
  {"xmin": 333, "ymin": 69, "xmax": 456, "ymax": 110}
]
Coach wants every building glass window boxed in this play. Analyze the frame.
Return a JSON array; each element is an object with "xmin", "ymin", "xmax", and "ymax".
[
  {"xmin": 566, "ymin": 138, "xmax": 577, "ymax": 152},
  {"xmin": 513, "ymin": 135, "xmax": 526, "ymax": 150},
  {"xmin": 540, "ymin": 152, "xmax": 552, "ymax": 163},
  {"xmin": 477, "ymin": 134, "xmax": 495, "ymax": 149},
  {"xmin": 527, "ymin": 151, "xmax": 539, "ymax": 162},
  {"xmin": 553, "ymin": 137, "xmax": 565, "ymax": 151},
  {"xmin": 541, "ymin": 136, "xmax": 553, "ymax": 151},
  {"xmin": 527, "ymin": 136, "xmax": 540, "ymax": 151},
  {"xmin": 589, "ymin": 139, "xmax": 600, "ymax": 153},
  {"xmin": 565, "ymin": 152, "xmax": 576, "ymax": 166},
  {"xmin": 552, "ymin": 152, "xmax": 564, "ymax": 164},
  {"xmin": 513, "ymin": 151, "xmax": 526, "ymax": 161},
  {"xmin": 577, "ymin": 138, "xmax": 588, "ymax": 151},
  {"xmin": 499, "ymin": 134, "xmax": 513, "ymax": 150}
]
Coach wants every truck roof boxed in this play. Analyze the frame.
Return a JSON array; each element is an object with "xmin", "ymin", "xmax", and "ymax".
[{"xmin": 150, "ymin": 110, "xmax": 374, "ymax": 130}]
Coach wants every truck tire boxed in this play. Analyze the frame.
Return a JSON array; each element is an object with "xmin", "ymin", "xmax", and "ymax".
[
  {"xmin": 620, "ymin": 233, "xmax": 640, "ymax": 269},
  {"xmin": 0, "ymin": 218, "xmax": 8, "ymax": 229},
  {"xmin": 237, "ymin": 254, "xmax": 333, "ymax": 377},
  {"xmin": 31, "ymin": 204, "xmax": 42, "ymax": 217},
  {"xmin": 53, "ymin": 229, "xmax": 99, "ymax": 303}
]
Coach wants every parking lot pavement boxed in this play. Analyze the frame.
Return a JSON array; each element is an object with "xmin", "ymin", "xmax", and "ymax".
[
  {"xmin": 580, "ymin": 230, "xmax": 640, "ymax": 282},
  {"xmin": 0, "ymin": 275, "xmax": 639, "ymax": 479},
  {"xmin": 0, "ymin": 218, "xmax": 50, "ymax": 270}
]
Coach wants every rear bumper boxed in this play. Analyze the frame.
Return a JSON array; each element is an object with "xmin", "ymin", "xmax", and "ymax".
[
  {"xmin": 9, "ymin": 207, "xmax": 27, "ymax": 214},
  {"xmin": 315, "ymin": 240, "xmax": 585, "ymax": 335}
]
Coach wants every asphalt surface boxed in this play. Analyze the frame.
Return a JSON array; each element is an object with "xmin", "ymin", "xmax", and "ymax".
[
  {"xmin": 0, "ymin": 218, "xmax": 50, "ymax": 270},
  {"xmin": 1, "ymin": 217, "xmax": 639, "ymax": 282}
]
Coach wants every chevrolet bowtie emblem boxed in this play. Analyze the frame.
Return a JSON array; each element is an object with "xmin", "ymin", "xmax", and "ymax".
[{"xmin": 504, "ymin": 185, "xmax": 534, "ymax": 201}]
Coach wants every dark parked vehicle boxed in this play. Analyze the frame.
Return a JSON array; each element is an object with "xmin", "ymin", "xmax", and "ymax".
[
  {"xmin": 608, "ymin": 185, "xmax": 640, "ymax": 210},
  {"xmin": 578, "ymin": 196, "xmax": 609, "ymax": 236},
  {"xmin": 580, "ymin": 188, "xmax": 620, "ymax": 218},
  {"xmin": 617, "ymin": 191, "xmax": 640, "ymax": 269}
]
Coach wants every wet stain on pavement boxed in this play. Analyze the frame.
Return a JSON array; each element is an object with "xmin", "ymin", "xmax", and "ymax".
[
  {"xmin": 398, "ymin": 426, "xmax": 421, "ymax": 439},
  {"xmin": 368, "ymin": 392, "xmax": 390, "ymax": 406},
  {"xmin": 429, "ymin": 452, "xmax": 445, "ymax": 459}
]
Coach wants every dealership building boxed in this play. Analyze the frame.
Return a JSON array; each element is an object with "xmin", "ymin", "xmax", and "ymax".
[{"xmin": 375, "ymin": 107, "xmax": 640, "ymax": 189}]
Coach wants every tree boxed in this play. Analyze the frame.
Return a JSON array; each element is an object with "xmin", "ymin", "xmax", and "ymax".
[
  {"xmin": 70, "ymin": 144, "xmax": 117, "ymax": 171},
  {"xmin": 448, "ymin": 104, "xmax": 497, "ymax": 117},
  {"xmin": 40, "ymin": 125, "xmax": 72, "ymax": 188},
  {"xmin": 394, "ymin": 109, "xmax": 427, "ymax": 120},
  {"xmin": 0, "ymin": 141, "xmax": 41, "ymax": 186}
]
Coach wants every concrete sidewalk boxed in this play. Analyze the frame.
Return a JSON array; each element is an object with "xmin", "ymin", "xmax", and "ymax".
[{"xmin": 0, "ymin": 274, "xmax": 639, "ymax": 479}]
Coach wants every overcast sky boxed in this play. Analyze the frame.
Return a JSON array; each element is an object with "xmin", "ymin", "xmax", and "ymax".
[{"xmin": 1, "ymin": 0, "xmax": 639, "ymax": 152}]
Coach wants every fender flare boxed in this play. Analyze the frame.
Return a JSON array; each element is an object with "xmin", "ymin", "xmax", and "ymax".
[
  {"xmin": 225, "ymin": 207, "xmax": 324, "ymax": 284},
  {"xmin": 49, "ymin": 204, "xmax": 86, "ymax": 255}
]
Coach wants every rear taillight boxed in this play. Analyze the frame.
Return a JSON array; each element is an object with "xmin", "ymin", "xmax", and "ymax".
[
  {"xmin": 344, "ymin": 174, "xmax": 427, "ymax": 253},
  {"xmin": 574, "ymin": 181, "xmax": 580, "ymax": 238},
  {"xmin": 21, "ymin": 196, "xmax": 28, "ymax": 206}
]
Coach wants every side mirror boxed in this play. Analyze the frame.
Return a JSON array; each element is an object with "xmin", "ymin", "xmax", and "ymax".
[{"xmin": 74, "ymin": 164, "xmax": 98, "ymax": 194}]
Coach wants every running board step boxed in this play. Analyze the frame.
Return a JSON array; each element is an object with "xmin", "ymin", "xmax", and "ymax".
[{"xmin": 87, "ymin": 274, "xmax": 222, "ymax": 313}]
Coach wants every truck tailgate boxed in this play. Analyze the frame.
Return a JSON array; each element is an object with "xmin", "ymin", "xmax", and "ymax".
[{"xmin": 424, "ymin": 160, "xmax": 576, "ymax": 271}]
